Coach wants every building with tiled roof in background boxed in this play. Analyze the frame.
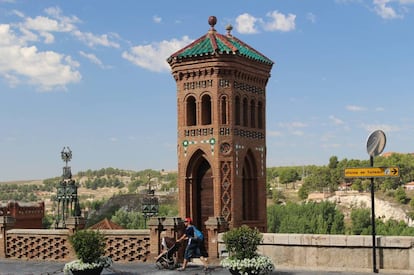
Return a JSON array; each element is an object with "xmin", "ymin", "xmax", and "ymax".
[
  {"xmin": 382, "ymin": 152, "xmax": 414, "ymax": 158},
  {"xmin": 89, "ymin": 218, "xmax": 124, "ymax": 230}
]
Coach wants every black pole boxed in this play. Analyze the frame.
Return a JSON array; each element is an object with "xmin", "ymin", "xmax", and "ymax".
[{"xmin": 370, "ymin": 156, "xmax": 378, "ymax": 273}]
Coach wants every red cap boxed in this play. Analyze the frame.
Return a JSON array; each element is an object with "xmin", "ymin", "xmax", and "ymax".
[{"xmin": 184, "ymin": 217, "xmax": 192, "ymax": 223}]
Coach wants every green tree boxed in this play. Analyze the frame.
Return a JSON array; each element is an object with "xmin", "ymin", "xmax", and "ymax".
[
  {"xmin": 394, "ymin": 187, "xmax": 407, "ymax": 204},
  {"xmin": 350, "ymin": 208, "xmax": 371, "ymax": 235},
  {"xmin": 111, "ymin": 209, "xmax": 145, "ymax": 229},
  {"xmin": 267, "ymin": 201, "xmax": 344, "ymax": 234},
  {"xmin": 279, "ymin": 168, "xmax": 300, "ymax": 189},
  {"xmin": 272, "ymin": 189, "xmax": 285, "ymax": 204},
  {"xmin": 158, "ymin": 204, "xmax": 178, "ymax": 217},
  {"xmin": 351, "ymin": 179, "xmax": 363, "ymax": 192},
  {"xmin": 328, "ymin": 156, "xmax": 339, "ymax": 169},
  {"xmin": 298, "ymin": 186, "xmax": 309, "ymax": 200},
  {"xmin": 302, "ymin": 166, "xmax": 332, "ymax": 192}
]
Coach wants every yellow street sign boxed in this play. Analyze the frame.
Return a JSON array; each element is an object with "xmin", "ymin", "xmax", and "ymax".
[{"xmin": 344, "ymin": 167, "xmax": 399, "ymax": 178}]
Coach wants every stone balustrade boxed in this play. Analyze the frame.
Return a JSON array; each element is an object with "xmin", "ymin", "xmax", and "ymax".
[
  {"xmin": 11, "ymin": 216, "xmax": 412, "ymax": 273},
  {"xmin": 219, "ymin": 233, "xmax": 414, "ymax": 273}
]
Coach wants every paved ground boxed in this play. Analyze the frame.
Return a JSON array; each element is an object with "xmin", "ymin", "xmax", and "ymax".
[{"xmin": 0, "ymin": 259, "xmax": 409, "ymax": 275}]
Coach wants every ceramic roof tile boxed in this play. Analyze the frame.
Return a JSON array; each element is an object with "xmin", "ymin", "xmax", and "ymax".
[
  {"xmin": 89, "ymin": 218, "xmax": 124, "ymax": 230},
  {"xmin": 168, "ymin": 18, "xmax": 273, "ymax": 66}
]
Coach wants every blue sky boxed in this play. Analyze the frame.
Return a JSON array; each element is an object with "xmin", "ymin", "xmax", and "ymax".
[{"xmin": 1, "ymin": 0, "xmax": 414, "ymax": 181}]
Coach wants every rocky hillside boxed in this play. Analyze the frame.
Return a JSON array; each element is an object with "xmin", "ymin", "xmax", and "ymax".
[{"xmin": 328, "ymin": 193, "xmax": 413, "ymax": 226}]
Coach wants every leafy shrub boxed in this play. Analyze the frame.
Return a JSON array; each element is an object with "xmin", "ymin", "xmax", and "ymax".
[
  {"xmin": 69, "ymin": 230, "xmax": 105, "ymax": 263},
  {"xmin": 267, "ymin": 201, "xmax": 345, "ymax": 234},
  {"xmin": 222, "ymin": 225, "xmax": 262, "ymax": 260}
]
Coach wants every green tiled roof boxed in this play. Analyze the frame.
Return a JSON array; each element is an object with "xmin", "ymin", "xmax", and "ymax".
[{"xmin": 168, "ymin": 30, "xmax": 273, "ymax": 65}]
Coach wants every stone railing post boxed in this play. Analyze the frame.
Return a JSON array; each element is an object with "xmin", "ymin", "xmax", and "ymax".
[
  {"xmin": 0, "ymin": 216, "xmax": 15, "ymax": 258},
  {"xmin": 162, "ymin": 217, "xmax": 180, "ymax": 238},
  {"xmin": 173, "ymin": 217, "xmax": 185, "ymax": 263},
  {"xmin": 148, "ymin": 217, "xmax": 164, "ymax": 261},
  {"xmin": 65, "ymin": 216, "xmax": 87, "ymax": 234},
  {"xmin": 205, "ymin": 216, "xmax": 228, "ymax": 259}
]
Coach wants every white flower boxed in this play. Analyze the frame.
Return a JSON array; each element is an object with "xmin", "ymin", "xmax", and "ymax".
[
  {"xmin": 221, "ymin": 255, "xmax": 274, "ymax": 274},
  {"xmin": 63, "ymin": 256, "xmax": 113, "ymax": 274}
]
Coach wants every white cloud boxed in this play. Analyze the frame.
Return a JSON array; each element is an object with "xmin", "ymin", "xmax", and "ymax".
[
  {"xmin": 337, "ymin": 0, "xmax": 409, "ymax": 19},
  {"xmin": 122, "ymin": 36, "xmax": 193, "ymax": 72},
  {"xmin": 362, "ymin": 123, "xmax": 400, "ymax": 133},
  {"xmin": 17, "ymin": 7, "xmax": 119, "ymax": 48},
  {"xmin": 279, "ymin": 121, "xmax": 307, "ymax": 128},
  {"xmin": 329, "ymin": 115, "xmax": 344, "ymax": 125},
  {"xmin": 268, "ymin": 130, "xmax": 282, "ymax": 137},
  {"xmin": 346, "ymin": 105, "xmax": 366, "ymax": 111},
  {"xmin": 320, "ymin": 132, "xmax": 336, "ymax": 142},
  {"xmin": 24, "ymin": 16, "xmax": 64, "ymax": 32},
  {"xmin": 235, "ymin": 11, "xmax": 296, "ymax": 34},
  {"xmin": 292, "ymin": 130, "xmax": 304, "ymax": 136},
  {"xmin": 44, "ymin": 6, "xmax": 80, "ymax": 31},
  {"xmin": 373, "ymin": 0, "xmax": 402, "ymax": 19},
  {"xmin": 0, "ymin": 6, "xmax": 124, "ymax": 90},
  {"xmin": 321, "ymin": 143, "xmax": 341, "ymax": 149},
  {"xmin": 153, "ymin": 15, "xmax": 162, "ymax": 23},
  {"xmin": 0, "ymin": 24, "xmax": 81, "ymax": 91},
  {"xmin": 79, "ymin": 51, "xmax": 110, "ymax": 69},
  {"xmin": 263, "ymin": 11, "xmax": 296, "ymax": 32},
  {"xmin": 12, "ymin": 9, "xmax": 25, "ymax": 18},
  {"xmin": 72, "ymin": 30, "xmax": 120, "ymax": 48},
  {"xmin": 235, "ymin": 13, "xmax": 259, "ymax": 34},
  {"xmin": 307, "ymin": 12, "xmax": 317, "ymax": 23}
]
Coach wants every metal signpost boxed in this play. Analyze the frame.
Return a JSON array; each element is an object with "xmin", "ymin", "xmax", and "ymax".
[{"xmin": 345, "ymin": 130, "xmax": 391, "ymax": 273}]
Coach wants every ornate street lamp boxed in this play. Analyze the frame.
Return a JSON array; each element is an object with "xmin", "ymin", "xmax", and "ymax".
[
  {"xmin": 54, "ymin": 147, "xmax": 81, "ymax": 229},
  {"xmin": 141, "ymin": 173, "xmax": 159, "ymax": 227}
]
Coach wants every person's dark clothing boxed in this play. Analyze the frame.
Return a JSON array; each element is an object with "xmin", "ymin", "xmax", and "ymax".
[{"xmin": 183, "ymin": 225, "xmax": 207, "ymax": 260}]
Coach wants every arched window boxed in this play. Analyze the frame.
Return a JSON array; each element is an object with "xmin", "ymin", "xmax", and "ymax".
[
  {"xmin": 220, "ymin": 96, "xmax": 228, "ymax": 125},
  {"xmin": 235, "ymin": 96, "xmax": 241, "ymax": 126},
  {"xmin": 250, "ymin": 99, "xmax": 255, "ymax": 128},
  {"xmin": 201, "ymin": 94, "xmax": 212, "ymax": 125},
  {"xmin": 258, "ymin": 101, "xmax": 263, "ymax": 129},
  {"xmin": 243, "ymin": 97, "xmax": 248, "ymax": 127},
  {"xmin": 186, "ymin": 96, "xmax": 196, "ymax": 126}
]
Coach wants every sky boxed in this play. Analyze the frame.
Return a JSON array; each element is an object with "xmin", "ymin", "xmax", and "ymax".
[{"xmin": 1, "ymin": 0, "xmax": 414, "ymax": 181}]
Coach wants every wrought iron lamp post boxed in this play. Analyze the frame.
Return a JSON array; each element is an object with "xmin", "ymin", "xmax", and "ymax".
[
  {"xmin": 141, "ymin": 173, "xmax": 159, "ymax": 227},
  {"xmin": 54, "ymin": 147, "xmax": 81, "ymax": 229}
]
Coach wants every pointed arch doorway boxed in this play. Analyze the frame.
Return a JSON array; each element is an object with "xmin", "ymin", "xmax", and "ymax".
[
  {"xmin": 185, "ymin": 150, "xmax": 214, "ymax": 243},
  {"xmin": 242, "ymin": 149, "xmax": 258, "ymax": 221}
]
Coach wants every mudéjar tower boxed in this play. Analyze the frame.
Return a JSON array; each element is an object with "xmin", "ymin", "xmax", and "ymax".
[{"xmin": 167, "ymin": 16, "xmax": 273, "ymax": 232}]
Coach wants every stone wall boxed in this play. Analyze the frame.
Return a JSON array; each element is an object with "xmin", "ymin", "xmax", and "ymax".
[
  {"xmin": 6, "ymin": 229, "xmax": 74, "ymax": 260},
  {"xmin": 4, "ymin": 229, "xmax": 151, "ymax": 262},
  {"xmin": 219, "ymin": 233, "xmax": 414, "ymax": 273},
  {"xmin": 7, "ymin": 222, "xmax": 413, "ymax": 273}
]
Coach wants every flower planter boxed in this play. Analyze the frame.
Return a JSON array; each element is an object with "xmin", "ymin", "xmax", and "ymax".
[
  {"xmin": 70, "ymin": 266, "xmax": 103, "ymax": 275},
  {"xmin": 229, "ymin": 268, "xmax": 258, "ymax": 275}
]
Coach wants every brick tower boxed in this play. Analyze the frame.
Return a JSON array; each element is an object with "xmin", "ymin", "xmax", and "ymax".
[{"xmin": 167, "ymin": 16, "xmax": 273, "ymax": 232}]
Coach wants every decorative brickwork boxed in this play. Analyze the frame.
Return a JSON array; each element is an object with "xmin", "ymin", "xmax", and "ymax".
[
  {"xmin": 168, "ymin": 16, "xmax": 273, "ymax": 236},
  {"xmin": 103, "ymin": 230, "xmax": 150, "ymax": 262},
  {"xmin": 0, "ymin": 217, "xmax": 226, "ymax": 262},
  {"xmin": 6, "ymin": 229, "xmax": 73, "ymax": 260},
  {"xmin": 220, "ymin": 161, "xmax": 232, "ymax": 222},
  {"xmin": 4, "ymin": 229, "xmax": 151, "ymax": 262}
]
